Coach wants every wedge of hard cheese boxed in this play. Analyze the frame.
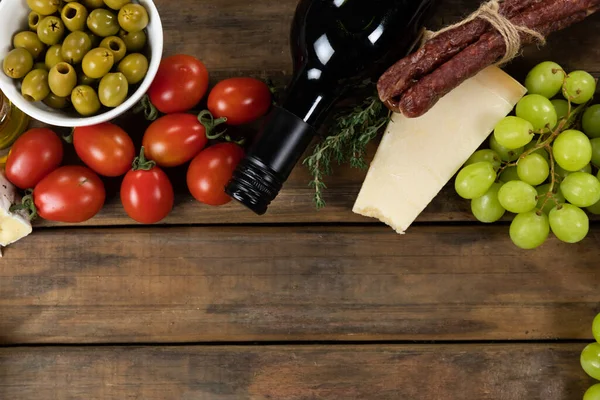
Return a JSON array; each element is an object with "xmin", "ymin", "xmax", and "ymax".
[{"xmin": 353, "ymin": 66, "xmax": 527, "ymax": 234}]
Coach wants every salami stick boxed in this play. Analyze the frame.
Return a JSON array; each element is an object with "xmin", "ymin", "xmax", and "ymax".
[
  {"xmin": 377, "ymin": 0, "xmax": 543, "ymax": 103},
  {"xmin": 396, "ymin": 0, "xmax": 600, "ymax": 118}
]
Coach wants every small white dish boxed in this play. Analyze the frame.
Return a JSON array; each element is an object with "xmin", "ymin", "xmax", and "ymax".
[{"xmin": 0, "ymin": 0, "xmax": 163, "ymax": 127}]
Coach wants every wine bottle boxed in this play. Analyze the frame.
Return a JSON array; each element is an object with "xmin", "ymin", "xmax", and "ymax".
[{"xmin": 226, "ymin": 0, "xmax": 437, "ymax": 215}]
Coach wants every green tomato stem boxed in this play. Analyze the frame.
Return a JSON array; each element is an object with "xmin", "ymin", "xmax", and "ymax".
[
  {"xmin": 9, "ymin": 190, "xmax": 38, "ymax": 221},
  {"xmin": 133, "ymin": 94, "xmax": 159, "ymax": 121},
  {"xmin": 198, "ymin": 110, "xmax": 228, "ymax": 140},
  {"xmin": 132, "ymin": 146, "xmax": 156, "ymax": 171}
]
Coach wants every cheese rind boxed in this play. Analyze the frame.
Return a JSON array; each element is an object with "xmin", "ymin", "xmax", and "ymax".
[{"xmin": 353, "ymin": 66, "xmax": 527, "ymax": 234}]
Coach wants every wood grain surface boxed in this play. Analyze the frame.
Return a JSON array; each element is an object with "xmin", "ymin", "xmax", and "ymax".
[
  {"xmin": 0, "ymin": 344, "xmax": 594, "ymax": 400},
  {"xmin": 3, "ymin": 0, "xmax": 600, "ymax": 398},
  {"xmin": 1, "ymin": 225, "xmax": 599, "ymax": 344}
]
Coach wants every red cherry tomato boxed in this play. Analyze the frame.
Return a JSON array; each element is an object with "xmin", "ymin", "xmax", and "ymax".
[
  {"xmin": 148, "ymin": 54, "xmax": 209, "ymax": 114},
  {"xmin": 33, "ymin": 166, "xmax": 105, "ymax": 223},
  {"xmin": 187, "ymin": 143, "xmax": 245, "ymax": 206},
  {"xmin": 73, "ymin": 122, "xmax": 136, "ymax": 177},
  {"xmin": 208, "ymin": 77, "xmax": 272, "ymax": 126},
  {"xmin": 5, "ymin": 128, "xmax": 63, "ymax": 189},
  {"xmin": 142, "ymin": 113, "xmax": 209, "ymax": 167},
  {"xmin": 121, "ymin": 149, "xmax": 174, "ymax": 224}
]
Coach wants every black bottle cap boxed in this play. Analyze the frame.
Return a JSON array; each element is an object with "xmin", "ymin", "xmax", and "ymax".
[
  {"xmin": 226, "ymin": 156, "xmax": 283, "ymax": 215},
  {"xmin": 225, "ymin": 106, "xmax": 317, "ymax": 215}
]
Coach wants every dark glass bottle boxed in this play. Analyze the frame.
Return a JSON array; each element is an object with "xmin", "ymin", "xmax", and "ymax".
[{"xmin": 226, "ymin": 0, "xmax": 437, "ymax": 215}]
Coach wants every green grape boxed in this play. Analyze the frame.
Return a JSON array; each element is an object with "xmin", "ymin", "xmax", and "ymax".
[
  {"xmin": 553, "ymin": 130, "xmax": 592, "ymax": 172},
  {"xmin": 517, "ymin": 153, "xmax": 549, "ymax": 186},
  {"xmin": 525, "ymin": 61, "xmax": 566, "ymax": 99},
  {"xmin": 583, "ymin": 104, "xmax": 600, "ymax": 138},
  {"xmin": 536, "ymin": 184, "xmax": 565, "ymax": 215},
  {"xmin": 454, "ymin": 162, "xmax": 496, "ymax": 200},
  {"xmin": 493, "ymin": 116, "xmax": 534, "ymax": 149},
  {"xmin": 588, "ymin": 199, "xmax": 600, "ymax": 215},
  {"xmin": 549, "ymin": 204, "xmax": 589, "ymax": 243},
  {"xmin": 465, "ymin": 149, "xmax": 502, "ymax": 171},
  {"xmin": 499, "ymin": 166, "xmax": 520, "ymax": 183},
  {"xmin": 554, "ymin": 163, "xmax": 593, "ymax": 180},
  {"xmin": 560, "ymin": 172, "xmax": 600, "ymax": 207},
  {"xmin": 490, "ymin": 135, "xmax": 524, "ymax": 162},
  {"xmin": 563, "ymin": 70, "xmax": 596, "ymax": 104},
  {"xmin": 591, "ymin": 138, "xmax": 600, "ymax": 167},
  {"xmin": 524, "ymin": 141, "xmax": 550, "ymax": 162},
  {"xmin": 584, "ymin": 384, "xmax": 600, "ymax": 400},
  {"xmin": 581, "ymin": 342, "xmax": 600, "ymax": 380},
  {"xmin": 551, "ymin": 99, "xmax": 569, "ymax": 127},
  {"xmin": 498, "ymin": 180, "xmax": 538, "ymax": 214},
  {"xmin": 509, "ymin": 211, "xmax": 549, "ymax": 250},
  {"xmin": 471, "ymin": 182, "xmax": 505, "ymax": 223},
  {"xmin": 593, "ymin": 313, "xmax": 600, "ymax": 343},
  {"xmin": 516, "ymin": 94, "xmax": 558, "ymax": 132}
]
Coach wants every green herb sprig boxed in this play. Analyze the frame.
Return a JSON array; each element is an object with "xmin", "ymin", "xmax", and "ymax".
[{"xmin": 303, "ymin": 94, "xmax": 391, "ymax": 209}]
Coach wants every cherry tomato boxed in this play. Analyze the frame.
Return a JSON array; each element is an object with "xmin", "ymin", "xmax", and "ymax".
[
  {"xmin": 121, "ymin": 148, "xmax": 174, "ymax": 224},
  {"xmin": 142, "ymin": 113, "xmax": 209, "ymax": 167},
  {"xmin": 5, "ymin": 128, "xmax": 63, "ymax": 189},
  {"xmin": 208, "ymin": 77, "xmax": 272, "ymax": 126},
  {"xmin": 187, "ymin": 143, "xmax": 245, "ymax": 206},
  {"xmin": 147, "ymin": 54, "xmax": 209, "ymax": 114},
  {"xmin": 33, "ymin": 166, "xmax": 105, "ymax": 223},
  {"xmin": 73, "ymin": 123, "xmax": 136, "ymax": 177}
]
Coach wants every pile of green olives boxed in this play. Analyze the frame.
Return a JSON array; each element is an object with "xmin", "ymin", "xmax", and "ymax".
[{"xmin": 2, "ymin": 0, "xmax": 151, "ymax": 117}]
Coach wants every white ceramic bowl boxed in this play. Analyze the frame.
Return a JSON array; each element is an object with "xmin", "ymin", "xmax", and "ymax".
[{"xmin": 0, "ymin": 0, "xmax": 163, "ymax": 127}]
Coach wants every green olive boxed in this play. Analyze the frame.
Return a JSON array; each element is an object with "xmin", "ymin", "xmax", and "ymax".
[
  {"xmin": 43, "ymin": 92, "xmax": 70, "ymax": 109},
  {"xmin": 77, "ymin": 68, "xmax": 97, "ymax": 86},
  {"xmin": 37, "ymin": 16, "xmax": 65, "ymax": 46},
  {"xmin": 87, "ymin": 9, "xmax": 120, "ymax": 37},
  {"xmin": 86, "ymin": 31, "xmax": 101, "ymax": 48},
  {"xmin": 118, "ymin": 4, "xmax": 149, "ymax": 33},
  {"xmin": 28, "ymin": 12, "xmax": 42, "ymax": 32},
  {"xmin": 98, "ymin": 72, "xmax": 128, "ymax": 107},
  {"xmin": 99, "ymin": 36, "xmax": 126, "ymax": 63},
  {"xmin": 82, "ymin": 0, "xmax": 105, "ymax": 8},
  {"xmin": 117, "ymin": 53, "xmax": 148, "ymax": 85},
  {"xmin": 46, "ymin": 47, "xmax": 66, "ymax": 70},
  {"xmin": 45, "ymin": 44, "xmax": 65, "ymax": 69},
  {"xmin": 3, "ymin": 48, "xmax": 34, "ymax": 79},
  {"xmin": 82, "ymin": 48, "xmax": 114, "ymax": 79},
  {"xmin": 13, "ymin": 31, "xmax": 46, "ymax": 59},
  {"xmin": 33, "ymin": 62, "xmax": 48, "ymax": 71},
  {"xmin": 49, "ymin": 62, "xmax": 77, "ymax": 97},
  {"xmin": 27, "ymin": 0, "xmax": 61, "ymax": 16},
  {"xmin": 103, "ymin": 0, "xmax": 130, "ymax": 10},
  {"xmin": 61, "ymin": 2, "xmax": 89, "ymax": 32},
  {"xmin": 61, "ymin": 31, "xmax": 92, "ymax": 64},
  {"xmin": 21, "ymin": 69, "xmax": 50, "ymax": 102},
  {"xmin": 72, "ymin": 85, "xmax": 101, "ymax": 116},
  {"xmin": 118, "ymin": 29, "xmax": 146, "ymax": 52}
]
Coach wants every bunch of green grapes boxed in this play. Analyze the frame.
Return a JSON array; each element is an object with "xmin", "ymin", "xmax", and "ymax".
[
  {"xmin": 455, "ymin": 61, "xmax": 600, "ymax": 250},
  {"xmin": 580, "ymin": 315, "xmax": 600, "ymax": 399}
]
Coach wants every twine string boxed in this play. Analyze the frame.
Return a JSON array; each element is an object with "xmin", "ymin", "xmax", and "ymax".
[{"xmin": 421, "ymin": 0, "xmax": 546, "ymax": 66}]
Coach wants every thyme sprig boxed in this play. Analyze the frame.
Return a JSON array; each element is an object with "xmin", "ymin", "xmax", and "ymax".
[{"xmin": 303, "ymin": 95, "xmax": 391, "ymax": 209}]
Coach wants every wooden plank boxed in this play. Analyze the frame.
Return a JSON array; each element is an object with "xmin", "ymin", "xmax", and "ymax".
[
  {"xmin": 1, "ymin": 225, "xmax": 600, "ymax": 344},
  {"xmin": 29, "ymin": 0, "xmax": 600, "ymax": 227},
  {"xmin": 0, "ymin": 344, "xmax": 593, "ymax": 400}
]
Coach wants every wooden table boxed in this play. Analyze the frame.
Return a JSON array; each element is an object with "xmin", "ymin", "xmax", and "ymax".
[{"xmin": 2, "ymin": 0, "xmax": 600, "ymax": 398}]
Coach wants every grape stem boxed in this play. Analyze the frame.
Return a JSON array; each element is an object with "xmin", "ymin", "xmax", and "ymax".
[{"xmin": 499, "ymin": 88, "xmax": 590, "ymax": 214}]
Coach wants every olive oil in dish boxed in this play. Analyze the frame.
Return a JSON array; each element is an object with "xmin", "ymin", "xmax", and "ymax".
[{"xmin": 0, "ymin": 90, "xmax": 29, "ymax": 165}]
